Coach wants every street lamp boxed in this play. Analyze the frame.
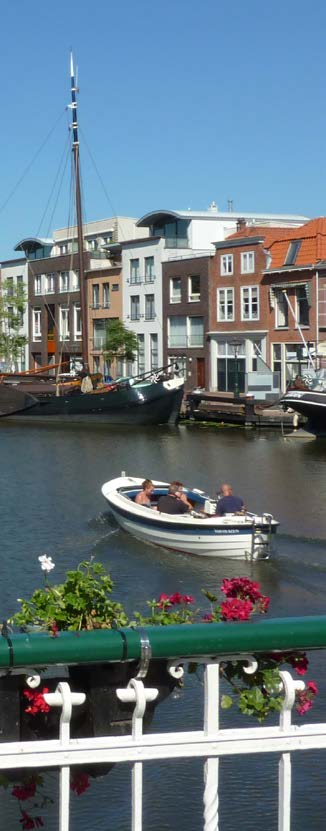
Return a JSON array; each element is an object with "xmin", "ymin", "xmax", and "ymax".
[{"xmin": 231, "ymin": 340, "xmax": 242, "ymax": 398}]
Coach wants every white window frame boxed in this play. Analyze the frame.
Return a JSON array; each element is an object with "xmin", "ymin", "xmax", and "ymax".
[
  {"xmin": 92, "ymin": 284, "xmax": 100, "ymax": 309},
  {"xmin": 150, "ymin": 333, "xmax": 159, "ymax": 370},
  {"xmin": 145, "ymin": 294, "xmax": 155, "ymax": 321},
  {"xmin": 295, "ymin": 286, "xmax": 310, "ymax": 327},
  {"xmin": 217, "ymin": 288, "xmax": 234, "ymax": 322},
  {"xmin": 130, "ymin": 259, "xmax": 140, "ymax": 284},
  {"xmin": 275, "ymin": 290, "xmax": 289, "ymax": 328},
  {"xmin": 130, "ymin": 295, "xmax": 140, "ymax": 321},
  {"xmin": 144, "ymin": 256, "xmax": 155, "ymax": 283},
  {"xmin": 45, "ymin": 273, "xmax": 55, "ymax": 294},
  {"xmin": 74, "ymin": 304, "xmax": 82, "ymax": 340},
  {"xmin": 188, "ymin": 316, "xmax": 204, "ymax": 347},
  {"xmin": 170, "ymin": 277, "xmax": 182, "ymax": 304},
  {"xmin": 34, "ymin": 275, "xmax": 42, "ymax": 295},
  {"xmin": 241, "ymin": 286, "xmax": 259, "ymax": 321},
  {"xmin": 59, "ymin": 271, "xmax": 70, "ymax": 293},
  {"xmin": 59, "ymin": 306, "xmax": 70, "ymax": 340},
  {"xmin": 188, "ymin": 275, "xmax": 200, "ymax": 302},
  {"xmin": 220, "ymin": 254, "xmax": 233, "ymax": 276},
  {"xmin": 32, "ymin": 308, "xmax": 42, "ymax": 340},
  {"xmin": 103, "ymin": 283, "xmax": 110, "ymax": 309},
  {"xmin": 168, "ymin": 315, "xmax": 187, "ymax": 348},
  {"xmin": 71, "ymin": 270, "xmax": 79, "ymax": 291},
  {"xmin": 241, "ymin": 251, "xmax": 255, "ymax": 274}
]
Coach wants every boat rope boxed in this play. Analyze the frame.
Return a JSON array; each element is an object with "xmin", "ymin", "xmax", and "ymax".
[{"xmin": 0, "ymin": 108, "xmax": 67, "ymax": 218}]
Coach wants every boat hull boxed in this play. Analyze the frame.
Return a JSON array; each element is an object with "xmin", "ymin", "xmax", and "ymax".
[
  {"xmin": 281, "ymin": 390, "xmax": 326, "ymax": 435},
  {"xmin": 102, "ymin": 477, "xmax": 278, "ymax": 560},
  {"xmin": 0, "ymin": 379, "xmax": 184, "ymax": 426}
]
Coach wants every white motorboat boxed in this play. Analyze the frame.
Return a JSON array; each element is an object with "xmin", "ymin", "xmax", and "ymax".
[{"xmin": 101, "ymin": 477, "xmax": 278, "ymax": 560}]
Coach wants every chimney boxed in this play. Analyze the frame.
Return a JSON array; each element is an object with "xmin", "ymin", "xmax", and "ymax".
[
  {"xmin": 236, "ymin": 218, "xmax": 246, "ymax": 232},
  {"xmin": 208, "ymin": 201, "xmax": 218, "ymax": 213}
]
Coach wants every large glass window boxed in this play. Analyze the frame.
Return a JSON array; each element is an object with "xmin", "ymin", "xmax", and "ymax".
[
  {"xmin": 241, "ymin": 286, "xmax": 259, "ymax": 320},
  {"xmin": 168, "ymin": 316, "xmax": 187, "ymax": 348},
  {"xmin": 59, "ymin": 271, "xmax": 69, "ymax": 293},
  {"xmin": 145, "ymin": 256, "xmax": 155, "ymax": 282},
  {"xmin": 92, "ymin": 284, "xmax": 100, "ymax": 309},
  {"xmin": 296, "ymin": 286, "xmax": 309, "ymax": 326},
  {"xmin": 217, "ymin": 288, "xmax": 234, "ymax": 321},
  {"xmin": 32, "ymin": 308, "xmax": 42, "ymax": 340},
  {"xmin": 150, "ymin": 334, "xmax": 158, "ymax": 370},
  {"xmin": 74, "ymin": 304, "xmax": 82, "ymax": 340},
  {"xmin": 103, "ymin": 283, "xmax": 110, "ymax": 308},
  {"xmin": 168, "ymin": 355, "xmax": 187, "ymax": 379},
  {"xmin": 188, "ymin": 275, "xmax": 200, "ymax": 302},
  {"xmin": 130, "ymin": 259, "xmax": 140, "ymax": 284},
  {"xmin": 34, "ymin": 275, "xmax": 42, "ymax": 295},
  {"xmin": 93, "ymin": 320, "xmax": 106, "ymax": 349},
  {"xmin": 59, "ymin": 306, "xmax": 70, "ymax": 340},
  {"xmin": 71, "ymin": 270, "xmax": 79, "ymax": 290},
  {"xmin": 275, "ymin": 289, "xmax": 288, "ymax": 328},
  {"xmin": 220, "ymin": 254, "xmax": 233, "ymax": 276},
  {"xmin": 189, "ymin": 317, "xmax": 204, "ymax": 347},
  {"xmin": 170, "ymin": 277, "xmax": 181, "ymax": 303},
  {"xmin": 241, "ymin": 251, "xmax": 255, "ymax": 274},
  {"xmin": 152, "ymin": 218, "xmax": 188, "ymax": 248},
  {"xmin": 137, "ymin": 334, "xmax": 145, "ymax": 374},
  {"xmin": 145, "ymin": 294, "xmax": 155, "ymax": 320},
  {"xmin": 130, "ymin": 295, "xmax": 140, "ymax": 321},
  {"xmin": 45, "ymin": 273, "xmax": 55, "ymax": 294}
]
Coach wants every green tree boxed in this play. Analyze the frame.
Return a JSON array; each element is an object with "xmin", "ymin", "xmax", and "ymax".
[
  {"xmin": 103, "ymin": 319, "xmax": 138, "ymax": 366},
  {"xmin": 0, "ymin": 278, "xmax": 28, "ymax": 369}
]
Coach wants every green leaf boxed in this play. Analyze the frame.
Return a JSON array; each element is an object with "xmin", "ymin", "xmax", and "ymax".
[{"xmin": 221, "ymin": 694, "xmax": 233, "ymax": 709}]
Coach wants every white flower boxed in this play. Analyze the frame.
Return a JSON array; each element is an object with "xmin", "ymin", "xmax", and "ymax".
[{"xmin": 38, "ymin": 555, "xmax": 55, "ymax": 573}]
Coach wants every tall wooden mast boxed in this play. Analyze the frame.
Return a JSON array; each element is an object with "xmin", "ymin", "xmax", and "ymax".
[{"xmin": 70, "ymin": 53, "xmax": 88, "ymax": 368}]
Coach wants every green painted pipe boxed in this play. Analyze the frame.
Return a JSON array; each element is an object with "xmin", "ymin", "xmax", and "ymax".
[{"xmin": 1, "ymin": 617, "xmax": 326, "ymax": 669}]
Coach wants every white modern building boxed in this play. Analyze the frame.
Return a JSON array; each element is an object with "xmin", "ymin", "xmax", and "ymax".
[{"xmin": 122, "ymin": 205, "xmax": 309, "ymax": 374}]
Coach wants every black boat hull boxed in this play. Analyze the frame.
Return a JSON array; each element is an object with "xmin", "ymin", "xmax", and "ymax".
[
  {"xmin": 281, "ymin": 390, "xmax": 326, "ymax": 435},
  {"xmin": 0, "ymin": 380, "xmax": 184, "ymax": 426}
]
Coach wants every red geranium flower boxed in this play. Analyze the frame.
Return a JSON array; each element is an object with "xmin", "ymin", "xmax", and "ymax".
[
  {"xmin": 23, "ymin": 687, "xmax": 50, "ymax": 715},
  {"xmin": 12, "ymin": 782, "xmax": 36, "ymax": 801},
  {"xmin": 70, "ymin": 772, "xmax": 90, "ymax": 795},
  {"xmin": 221, "ymin": 598, "xmax": 253, "ymax": 621}
]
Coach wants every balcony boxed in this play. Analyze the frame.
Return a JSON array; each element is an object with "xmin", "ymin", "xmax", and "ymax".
[{"xmin": 0, "ymin": 618, "xmax": 324, "ymax": 830}]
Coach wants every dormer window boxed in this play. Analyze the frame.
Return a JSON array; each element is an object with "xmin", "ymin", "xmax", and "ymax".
[{"xmin": 284, "ymin": 240, "xmax": 301, "ymax": 265}]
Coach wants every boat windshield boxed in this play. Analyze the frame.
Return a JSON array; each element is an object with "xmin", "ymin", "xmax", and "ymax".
[{"xmin": 309, "ymin": 369, "xmax": 326, "ymax": 391}]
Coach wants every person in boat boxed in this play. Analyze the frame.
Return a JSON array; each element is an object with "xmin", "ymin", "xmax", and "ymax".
[
  {"xmin": 158, "ymin": 482, "xmax": 191, "ymax": 515},
  {"xmin": 80, "ymin": 368, "xmax": 93, "ymax": 394},
  {"xmin": 174, "ymin": 481, "xmax": 192, "ymax": 509},
  {"xmin": 135, "ymin": 479, "xmax": 155, "ymax": 507},
  {"xmin": 215, "ymin": 484, "xmax": 245, "ymax": 516}
]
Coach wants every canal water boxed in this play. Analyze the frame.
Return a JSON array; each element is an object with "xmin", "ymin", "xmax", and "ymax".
[{"xmin": 0, "ymin": 421, "xmax": 326, "ymax": 830}]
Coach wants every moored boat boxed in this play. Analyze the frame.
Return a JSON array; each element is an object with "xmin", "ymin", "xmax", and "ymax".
[
  {"xmin": 280, "ymin": 369, "xmax": 326, "ymax": 435},
  {"xmin": 101, "ymin": 476, "xmax": 278, "ymax": 559}
]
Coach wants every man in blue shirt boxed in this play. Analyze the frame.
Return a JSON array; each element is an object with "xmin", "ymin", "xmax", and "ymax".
[{"xmin": 215, "ymin": 483, "xmax": 244, "ymax": 516}]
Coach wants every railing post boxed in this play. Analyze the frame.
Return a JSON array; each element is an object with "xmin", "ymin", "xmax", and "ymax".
[
  {"xmin": 44, "ymin": 682, "xmax": 85, "ymax": 831},
  {"xmin": 278, "ymin": 671, "xmax": 305, "ymax": 831},
  {"xmin": 117, "ymin": 677, "xmax": 158, "ymax": 831},
  {"xmin": 203, "ymin": 661, "xmax": 220, "ymax": 831}
]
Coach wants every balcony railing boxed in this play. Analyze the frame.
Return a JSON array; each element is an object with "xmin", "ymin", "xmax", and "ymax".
[{"xmin": 0, "ymin": 618, "xmax": 325, "ymax": 830}]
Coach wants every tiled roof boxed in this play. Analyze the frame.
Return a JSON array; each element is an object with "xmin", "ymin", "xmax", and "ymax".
[
  {"xmin": 265, "ymin": 217, "xmax": 326, "ymax": 269},
  {"xmin": 226, "ymin": 218, "xmax": 326, "ymax": 269}
]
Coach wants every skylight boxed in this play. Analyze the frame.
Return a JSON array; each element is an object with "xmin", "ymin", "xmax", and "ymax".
[{"xmin": 284, "ymin": 240, "xmax": 302, "ymax": 265}]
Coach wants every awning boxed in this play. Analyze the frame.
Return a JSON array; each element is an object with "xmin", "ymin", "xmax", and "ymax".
[{"xmin": 269, "ymin": 281, "xmax": 311, "ymax": 308}]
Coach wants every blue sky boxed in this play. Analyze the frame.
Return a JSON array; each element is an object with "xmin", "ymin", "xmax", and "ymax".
[{"xmin": 0, "ymin": 0, "xmax": 326, "ymax": 260}]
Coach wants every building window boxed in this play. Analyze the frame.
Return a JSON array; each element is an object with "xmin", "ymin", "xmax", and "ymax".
[
  {"xmin": 112, "ymin": 284, "xmax": 119, "ymax": 291},
  {"xmin": 188, "ymin": 275, "xmax": 200, "ymax": 302},
  {"xmin": 87, "ymin": 238, "xmax": 98, "ymax": 252},
  {"xmin": 220, "ymin": 254, "xmax": 233, "ymax": 276},
  {"xmin": 45, "ymin": 273, "xmax": 55, "ymax": 294},
  {"xmin": 71, "ymin": 270, "xmax": 79, "ymax": 290},
  {"xmin": 34, "ymin": 275, "xmax": 42, "ymax": 295},
  {"xmin": 241, "ymin": 286, "xmax": 259, "ymax": 320},
  {"xmin": 275, "ymin": 289, "xmax": 288, "ymax": 328},
  {"xmin": 170, "ymin": 277, "xmax": 182, "ymax": 304},
  {"xmin": 272, "ymin": 343, "xmax": 282, "ymax": 378},
  {"xmin": 103, "ymin": 283, "xmax": 110, "ymax": 308},
  {"xmin": 168, "ymin": 355, "xmax": 187, "ymax": 379},
  {"xmin": 137, "ymin": 334, "xmax": 145, "ymax": 375},
  {"xmin": 93, "ymin": 320, "xmax": 106, "ymax": 349},
  {"xmin": 59, "ymin": 243, "xmax": 68, "ymax": 255},
  {"xmin": 59, "ymin": 271, "xmax": 69, "ymax": 292},
  {"xmin": 296, "ymin": 286, "xmax": 309, "ymax": 326},
  {"xmin": 74, "ymin": 304, "xmax": 82, "ymax": 340},
  {"xmin": 150, "ymin": 333, "xmax": 158, "ymax": 370},
  {"xmin": 59, "ymin": 306, "xmax": 70, "ymax": 340},
  {"xmin": 92, "ymin": 284, "xmax": 100, "ymax": 309},
  {"xmin": 285, "ymin": 240, "xmax": 302, "ymax": 265},
  {"xmin": 145, "ymin": 294, "xmax": 155, "ymax": 320},
  {"xmin": 145, "ymin": 256, "xmax": 155, "ymax": 282},
  {"xmin": 241, "ymin": 251, "xmax": 255, "ymax": 274},
  {"xmin": 189, "ymin": 316, "xmax": 204, "ymax": 347},
  {"xmin": 32, "ymin": 308, "xmax": 42, "ymax": 340},
  {"xmin": 93, "ymin": 355, "xmax": 100, "ymax": 372},
  {"xmin": 217, "ymin": 288, "xmax": 234, "ymax": 321},
  {"xmin": 130, "ymin": 259, "xmax": 140, "ymax": 284},
  {"xmin": 168, "ymin": 316, "xmax": 187, "ymax": 348},
  {"xmin": 130, "ymin": 295, "xmax": 140, "ymax": 321}
]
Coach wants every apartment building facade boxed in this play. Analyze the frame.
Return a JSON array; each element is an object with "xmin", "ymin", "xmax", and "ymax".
[{"xmin": 0, "ymin": 257, "xmax": 29, "ymax": 371}]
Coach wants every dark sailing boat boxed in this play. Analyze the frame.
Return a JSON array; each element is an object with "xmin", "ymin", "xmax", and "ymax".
[{"xmin": 0, "ymin": 57, "xmax": 184, "ymax": 425}]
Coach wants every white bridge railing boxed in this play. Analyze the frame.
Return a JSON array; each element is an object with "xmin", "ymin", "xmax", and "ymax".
[{"xmin": 0, "ymin": 656, "xmax": 324, "ymax": 831}]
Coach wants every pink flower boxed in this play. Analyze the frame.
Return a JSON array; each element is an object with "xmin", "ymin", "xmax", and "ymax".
[
  {"xmin": 170, "ymin": 592, "xmax": 183, "ymax": 605},
  {"xmin": 12, "ymin": 782, "xmax": 36, "ymax": 801},
  {"xmin": 221, "ymin": 598, "xmax": 253, "ymax": 621},
  {"xmin": 19, "ymin": 810, "xmax": 39, "ymax": 830},
  {"xmin": 182, "ymin": 594, "xmax": 194, "ymax": 604},
  {"xmin": 23, "ymin": 687, "xmax": 50, "ymax": 715},
  {"xmin": 295, "ymin": 680, "xmax": 318, "ymax": 715},
  {"xmin": 307, "ymin": 681, "xmax": 318, "ymax": 695},
  {"xmin": 202, "ymin": 613, "xmax": 214, "ymax": 622},
  {"xmin": 157, "ymin": 594, "xmax": 172, "ymax": 608},
  {"xmin": 220, "ymin": 577, "xmax": 261, "ymax": 601},
  {"xmin": 70, "ymin": 772, "xmax": 90, "ymax": 795},
  {"xmin": 288, "ymin": 653, "xmax": 309, "ymax": 676},
  {"xmin": 50, "ymin": 622, "xmax": 59, "ymax": 637}
]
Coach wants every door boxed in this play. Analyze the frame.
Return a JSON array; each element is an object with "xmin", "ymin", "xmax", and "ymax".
[{"xmin": 196, "ymin": 358, "xmax": 205, "ymax": 388}]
